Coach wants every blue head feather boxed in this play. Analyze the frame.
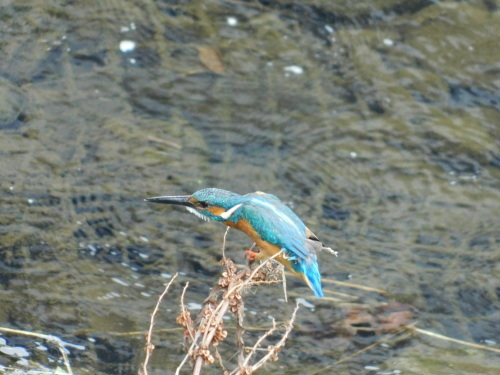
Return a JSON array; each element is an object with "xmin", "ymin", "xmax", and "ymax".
[{"xmin": 190, "ymin": 188, "xmax": 248, "ymax": 222}]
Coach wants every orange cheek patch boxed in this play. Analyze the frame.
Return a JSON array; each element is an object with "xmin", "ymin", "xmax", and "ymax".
[{"xmin": 207, "ymin": 206, "xmax": 226, "ymax": 216}]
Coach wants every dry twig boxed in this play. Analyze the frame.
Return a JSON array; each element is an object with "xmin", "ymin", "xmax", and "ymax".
[
  {"xmin": 0, "ymin": 326, "xmax": 83, "ymax": 375},
  {"xmin": 243, "ymin": 301, "xmax": 301, "ymax": 374},
  {"xmin": 412, "ymin": 327, "xmax": 500, "ymax": 354},
  {"xmin": 141, "ymin": 272, "xmax": 178, "ymax": 375},
  {"xmin": 173, "ymin": 242, "xmax": 294, "ymax": 375}
]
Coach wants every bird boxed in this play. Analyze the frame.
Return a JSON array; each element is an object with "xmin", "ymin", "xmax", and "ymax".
[{"xmin": 146, "ymin": 188, "xmax": 330, "ymax": 298}]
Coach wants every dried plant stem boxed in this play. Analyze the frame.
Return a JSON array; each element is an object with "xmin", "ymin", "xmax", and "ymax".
[
  {"xmin": 141, "ymin": 272, "xmax": 178, "ymax": 375},
  {"xmin": 214, "ymin": 346, "xmax": 227, "ymax": 372},
  {"xmin": 310, "ymin": 320, "xmax": 500, "ymax": 375},
  {"xmin": 200, "ymin": 297, "xmax": 230, "ymax": 345},
  {"xmin": 235, "ymin": 289, "xmax": 246, "ymax": 366},
  {"xmin": 184, "ymin": 250, "xmax": 285, "ymax": 375},
  {"xmin": 176, "ymin": 339, "xmax": 198, "ymax": 375},
  {"xmin": 200, "ymin": 251, "xmax": 283, "ymax": 345},
  {"xmin": 221, "ymin": 226, "xmax": 230, "ymax": 258},
  {"xmin": 229, "ymin": 250, "xmax": 283, "ymax": 296},
  {"xmin": 175, "ymin": 282, "xmax": 195, "ymax": 375},
  {"xmin": 180, "ymin": 282, "xmax": 194, "ymax": 341},
  {"xmin": 238, "ymin": 319, "xmax": 277, "ymax": 370},
  {"xmin": 247, "ymin": 300, "xmax": 300, "ymax": 373},
  {"xmin": 321, "ymin": 277, "xmax": 389, "ymax": 294},
  {"xmin": 412, "ymin": 327, "xmax": 500, "ymax": 354},
  {"xmin": 192, "ymin": 299, "xmax": 230, "ymax": 375},
  {"xmin": 0, "ymin": 326, "xmax": 80, "ymax": 375},
  {"xmin": 281, "ymin": 268, "xmax": 288, "ymax": 302}
]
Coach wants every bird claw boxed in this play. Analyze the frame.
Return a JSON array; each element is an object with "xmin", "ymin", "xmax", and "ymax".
[
  {"xmin": 282, "ymin": 252, "xmax": 297, "ymax": 261},
  {"xmin": 244, "ymin": 249, "xmax": 260, "ymax": 263}
]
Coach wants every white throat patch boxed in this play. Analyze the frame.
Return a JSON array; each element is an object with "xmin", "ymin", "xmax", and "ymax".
[
  {"xmin": 186, "ymin": 207, "xmax": 211, "ymax": 221},
  {"xmin": 219, "ymin": 203, "xmax": 243, "ymax": 219}
]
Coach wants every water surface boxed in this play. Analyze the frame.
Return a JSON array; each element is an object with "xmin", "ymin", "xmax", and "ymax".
[{"xmin": 0, "ymin": 0, "xmax": 499, "ymax": 374}]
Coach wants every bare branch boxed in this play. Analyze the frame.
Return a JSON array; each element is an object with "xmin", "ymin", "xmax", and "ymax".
[
  {"xmin": 237, "ymin": 319, "xmax": 277, "ymax": 371},
  {"xmin": 221, "ymin": 227, "xmax": 230, "ymax": 259},
  {"xmin": 250, "ymin": 301, "xmax": 300, "ymax": 373},
  {"xmin": 281, "ymin": 267, "xmax": 288, "ymax": 303},
  {"xmin": 175, "ymin": 234, "xmax": 287, "ymax": 375},
  {"xmin": 141, "ymin": 272, "xmax": 178, "ymax": 375},
  {"xmin": 413, "ymin": 327, "xmax": 500, "ymax": 354},
  {"xmin": 0, "ymin": 326, "xmax": 80, "ymax": 375}
]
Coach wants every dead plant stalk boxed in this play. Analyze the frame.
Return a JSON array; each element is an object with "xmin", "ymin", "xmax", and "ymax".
[{"xmin": 141, "ymin": 272, "xmax": 179, "ymax": 375}]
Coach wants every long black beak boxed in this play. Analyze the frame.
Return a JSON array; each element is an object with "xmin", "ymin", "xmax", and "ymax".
[{"xmin": 145, "ymin": 195, "xmax": 195, "ymax": 207}]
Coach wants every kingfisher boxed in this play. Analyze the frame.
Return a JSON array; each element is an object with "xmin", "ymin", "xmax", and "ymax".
[{"xmin": 146, "ymin": 188, "xmax": 330, "ymax": 298}]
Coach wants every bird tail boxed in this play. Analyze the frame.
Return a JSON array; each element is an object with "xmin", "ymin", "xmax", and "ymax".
[{"xmin": 301, "ymin": 260, "xmax": 324, "ymax": 298}]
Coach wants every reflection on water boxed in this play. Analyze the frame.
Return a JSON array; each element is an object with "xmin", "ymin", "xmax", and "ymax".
[{"xmin": 0, "ymin": 0, "xmax": 498, "ymax": 374}]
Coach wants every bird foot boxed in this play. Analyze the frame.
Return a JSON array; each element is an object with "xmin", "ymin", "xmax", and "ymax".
[
  {"xmin": 244, "ymin": 249, "xmax": 260, "ymax": 262},
  {"xmin": 245, "ymin": 250, "xmax": 260, "ymax": 269}
]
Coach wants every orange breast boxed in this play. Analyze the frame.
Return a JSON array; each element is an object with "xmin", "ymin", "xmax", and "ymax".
[{"xmin": 224, "ymin": 218, "xmax": 302, "ymax": 277}]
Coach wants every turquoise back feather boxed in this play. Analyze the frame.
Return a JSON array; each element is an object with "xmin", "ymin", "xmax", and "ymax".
[{"xmin": 189, "ymin": 188, "xmax": 324, "ymax": 297}]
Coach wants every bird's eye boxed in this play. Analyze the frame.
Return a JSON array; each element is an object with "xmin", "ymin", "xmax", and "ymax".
[{"xmin": 199, "ymin": 201, "xmax": 209, "ymax": 208}]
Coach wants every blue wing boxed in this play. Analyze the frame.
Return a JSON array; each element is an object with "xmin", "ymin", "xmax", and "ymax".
[
  {"xmin": 242, "ymin": 195, "xmax": 308, "ymax": 259},
  {"xmin": 242, "ymin": 193, "xmax": 324, "ymax": 298}
]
